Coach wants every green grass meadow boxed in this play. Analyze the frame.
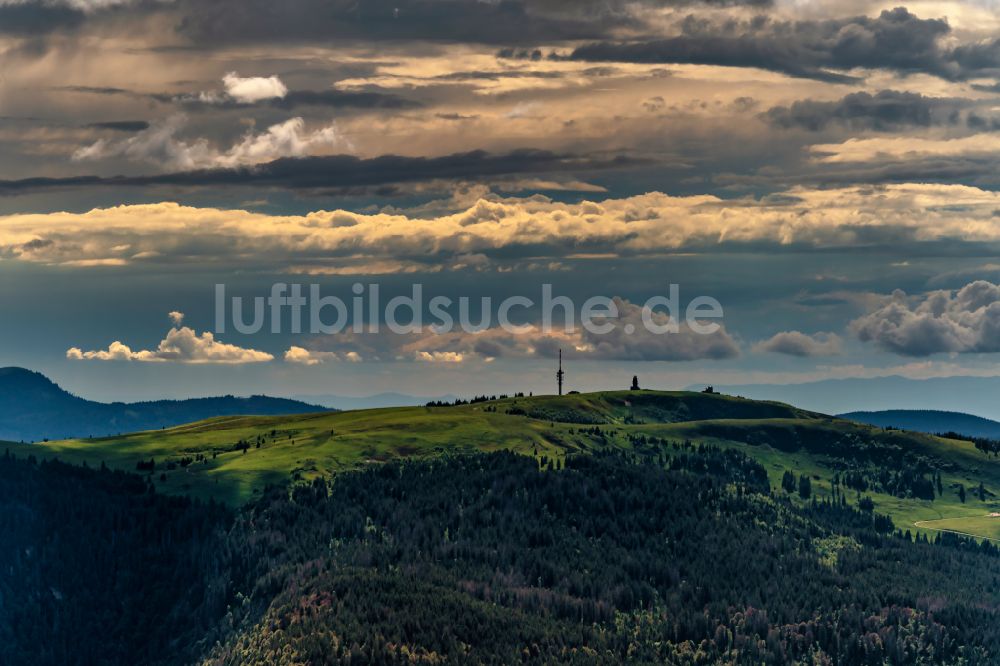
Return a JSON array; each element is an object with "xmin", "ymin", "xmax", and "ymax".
[{"xmin": 14, "ymin": 390, "xmax": 1000, "ymax": 539}]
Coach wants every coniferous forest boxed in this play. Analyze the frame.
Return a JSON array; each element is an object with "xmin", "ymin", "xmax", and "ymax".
[{"xmin": 3, "ymin": 446, "xmax": 1000, "ymax": 665}]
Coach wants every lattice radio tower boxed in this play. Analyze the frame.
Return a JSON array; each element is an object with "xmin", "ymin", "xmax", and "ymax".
[{"xmin": 557, "ymin": 349, "xmax": 565, "ymax": 396}]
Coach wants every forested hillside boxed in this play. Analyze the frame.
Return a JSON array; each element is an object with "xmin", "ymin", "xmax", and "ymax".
[
  {"xmin": 4, "ymin": 446, "xmax": 1000, "ymax": 664},
  {"xmin": 0, "ymin": 367, "xmax": 326, "ymax": 442},
  {"xmin": 0, "ymin": 452, "xmax": 231, "ymax": 664}
]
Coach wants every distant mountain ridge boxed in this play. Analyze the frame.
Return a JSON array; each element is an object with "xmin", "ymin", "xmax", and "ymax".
[
  {"xmin": 704, "ymin": 375, "xmax": 1000, "ymax": 421},
  {"xmin": 0, "ymin": 367, "xmax": 327, "ymax": 442},
  {"xmin": 839, "ymin": 409, "xmax": 1000, "ymax": 439}
]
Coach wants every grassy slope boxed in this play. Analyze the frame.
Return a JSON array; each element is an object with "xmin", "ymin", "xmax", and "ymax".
[
  {"xmin": 914, "ymin": 515, "xmax": 1000, "ymax": 541},
  {"xmin": 14, "ymin": 390, "xmax": 1000, "ymax": 538}
]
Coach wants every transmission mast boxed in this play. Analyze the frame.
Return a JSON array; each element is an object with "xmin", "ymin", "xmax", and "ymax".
[{"xmin": 557, "ymin": 349, "xmax": 565, "ymax": 396}]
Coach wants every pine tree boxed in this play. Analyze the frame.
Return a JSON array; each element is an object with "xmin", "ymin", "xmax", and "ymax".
[
  {"xmin": 798, "ymin": 475, "xmax": 812, "ymax": 499},
  {"xmin": 781, "ymin": 470, "xmax": 796, "ymax": 494}
]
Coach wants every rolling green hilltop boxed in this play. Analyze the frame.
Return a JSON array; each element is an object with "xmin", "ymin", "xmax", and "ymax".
[{"xmin": 20, "ymin": 389, "xmax": 1000, "ymax": 541}]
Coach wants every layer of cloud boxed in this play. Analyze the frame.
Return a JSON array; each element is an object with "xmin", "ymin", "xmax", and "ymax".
[
  {"xmin": 763, "ymin": 90, "xmax": 967, "ymax": 132},
  {"xmin": 300, "ymin": 297, "xmax": 739, "ymax": 363},
  {"xmin": 59, "ymin": 83, "xmax": 418, "ymax": 111},
  {"xmin": 284, "ymin": 346, "xmax": 361, "ymax": 365},
  {"xmin": 71, "ymin": 116, "xmax": 346, "ymax": 170},
  {"xmin": 0, "ymin": 0, "xmax": 775, "ymax": 42},
  {"xmin": 5, "ymin": 184, "xmax": 1000, "ymax": 271},
  {"xmin": 1, "ymin": 148, "xmax": 634, "ymax": 193},
  {"xmin": 85, "ymin": 120, "xmax": 150, "ymax": 132},
  {"xmin": 851, "ymin": 281, "xmax": 1000, "ymax": 356},
  {"xmin": 14, "ymin": 8, "xmax": 1000, "ymax": 200},
  {"xmin": 753, "ymin": 331, "xmax": 842, "ymax": 357},
  {"xmin": 67, "ymin": 315, "xmax": 274, "ymax": 364},
  {"xmin": 810, "ymin": 134, "xmax": 1000, "ymax": 164},
  {"xmin": 270, "ymin": 89, "xmax": 419, "ymax": 111},
  {"xmin": 0, "ymin": 2, "xmax": 85, "ymax": 35},
  {"xmin": 170, "ymin": 0, "xmax": 767, "ymax": 47},
  {"xmin": 575, "ymin": 297, "xmax": 739, "ymax": 361},
  {"xmin": 558, "ymin": 8, "xmax": 1000, "ymax": 83}
]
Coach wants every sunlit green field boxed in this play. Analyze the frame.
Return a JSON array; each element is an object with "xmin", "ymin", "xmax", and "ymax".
[
  {"xmin": 13, "ymin": 390, "xmax": 1000, "ymax": 539},
  {"xmin": 915, "ymin": 514, "xmax": 1000, "ymax": 541},
  {"xmin": 25, "ymin": 406, "xmax": 571, "ymax": 504}
]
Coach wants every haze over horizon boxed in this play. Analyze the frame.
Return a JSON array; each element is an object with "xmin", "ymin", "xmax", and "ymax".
[
  {"xmin": 5, "ymin": 0, "xmax": 1000, "ymax": 399},
  {"xmin": 12, "ymin": 362, "xmax": 1000, "ymax": 423}
]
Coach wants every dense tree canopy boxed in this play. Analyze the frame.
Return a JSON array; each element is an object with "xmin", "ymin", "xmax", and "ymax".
[{"xmin": 2, "ymin": 447, "xmax": 1000, "ymax": 664}]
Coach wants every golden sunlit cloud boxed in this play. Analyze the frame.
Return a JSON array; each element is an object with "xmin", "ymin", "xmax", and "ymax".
[
  {"xmin": 67, "ymin": 314, "xmax": 274, "ymax": 364},
  {"xmin": 5, "ymin": 184, "xmax": 1000, "ymax": 273}
]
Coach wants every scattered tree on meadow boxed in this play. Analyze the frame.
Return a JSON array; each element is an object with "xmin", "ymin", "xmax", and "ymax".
[
  {"xmin": 781, "ymin": 470, "xmax": 796, "ymax": 494},
  {"xmin": 799, "ymin": 475, "xmax": 812, "ymax": 499}
]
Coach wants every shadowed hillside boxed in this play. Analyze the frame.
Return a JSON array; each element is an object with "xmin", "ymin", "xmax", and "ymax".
[
  {"xmin": 0, "ymin": 368, "xmax": 328, "ymax": 442},
  {"xmin": 6, "ymin": 448, "xmax": 1000, "ymax": 664}
]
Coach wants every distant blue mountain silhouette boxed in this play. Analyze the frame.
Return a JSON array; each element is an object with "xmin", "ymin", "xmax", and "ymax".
[
  {"xmin": 0, "ymin": 367, "xmax": 327, "ymax": 443},
  {"xmin": 839, "ymin": 409, "xmax": 1000, "ymax": 439},
  {"xmin": 706, "ymin": 375, "xmax": 1000, "ymax": 421}
]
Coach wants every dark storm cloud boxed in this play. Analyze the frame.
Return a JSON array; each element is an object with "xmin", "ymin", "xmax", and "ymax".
[
  {"xmin": 778, "ymin": 158, "xmax": 1000, "ymax": 191},
  {"xmin": 272, "ymin": 90, "xmax": 420, "ymax": 110},
  {"xmin": 0, "ymin": 149, "xmax": 642, "ymax": 194},
  {"xmin": 85, "ymin": 120, "xmax": 151, "ymax": 132},
  {"xmin": 795, "ymin": 294, "xmax": 853, "ymax": 308},
  {"xmin": 555, "ymin": 8, "xmax": 1000, "ymax": 83},
  {"xmin": 56, "ymin": 85, "xmax": 132, "ymax": 95},
  {"xmin": 55, "ymin": 84, "xmax": 419, "ymax": 111},
  {"xmin": 0, "ymin": 0, "xmax": 773, "ymax": 44},
  {"xmin": 171, "ymin": 0, "xmax": 774, "ymax": 47},
  {"xmin": 763, "ymin": 91, "xmax": 967, "ymax": 132},
  {"xmin": 951, "ymin": 39, "xmax": 1000, "ymax": 74},
  {"xmin": 971, "ymin": 81, "xmax": 1000, "ymax": 94},
  {"xmin": 169, "ymin": 89, "xmax": 422, "ymax": 111},
  {"xmin": 965, "ymin": 114, "xmax": 1000, "ymax": 132},
  {"xmin": 430, "ymin": 69, "xmax": 566, "ymax": 82},
  {"xmin": 0, "ymin": 3, "xmax": 84, "ymax": 35},
  {"xmin": 174, "ymin": 0, "xmax": 614, "ymax": 46}
]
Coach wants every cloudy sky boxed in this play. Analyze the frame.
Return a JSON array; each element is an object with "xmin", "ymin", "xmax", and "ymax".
[{"xmin": 5, "ymin": 0, "xmax": 1000, "ymax": 403}]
